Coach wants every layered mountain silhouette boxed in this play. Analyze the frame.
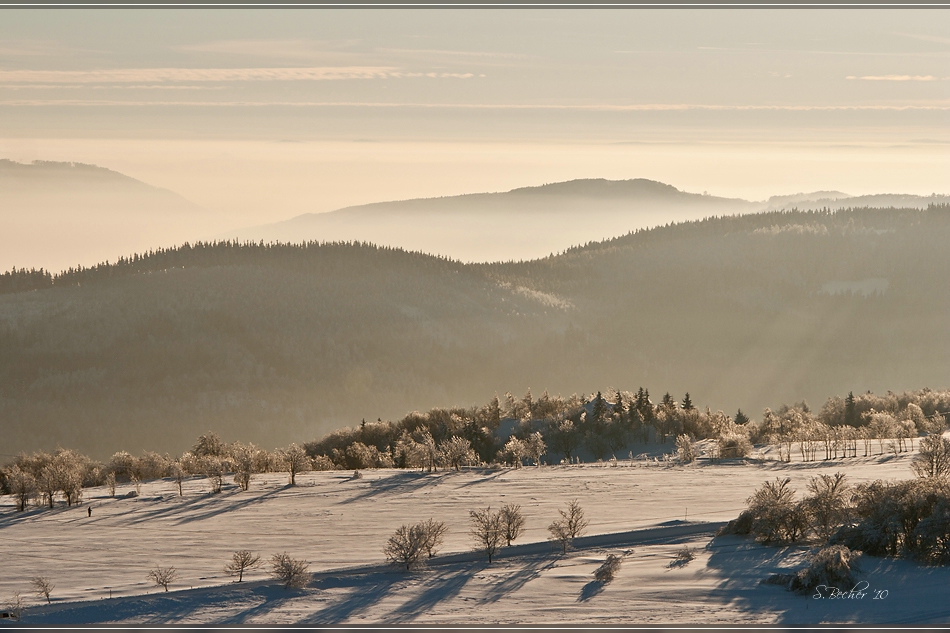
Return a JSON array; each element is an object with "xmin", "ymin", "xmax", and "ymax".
[
  {"xmin": 2, "ymin": 203, "xmax": 950, "ymax": 458},
  {"xmin": 0, "ymin": 159, "xmax": 219, "ymax": 273},
  {"xmin": 223, "ymin": 178, "xmax": 763, "ymax": 263}
]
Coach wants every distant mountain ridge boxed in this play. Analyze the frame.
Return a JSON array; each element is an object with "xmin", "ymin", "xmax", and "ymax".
[{"xmin": 0, "ymin": 159, "xmax": 218, "ymax": 273}]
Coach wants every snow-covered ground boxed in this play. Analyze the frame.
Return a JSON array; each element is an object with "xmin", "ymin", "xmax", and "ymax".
[{"xmin": 2, "ymin": 451, "xmax": 943, "ymax": 625}]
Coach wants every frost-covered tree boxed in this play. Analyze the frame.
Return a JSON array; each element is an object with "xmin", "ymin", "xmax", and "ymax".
[
  {"xmin": 225, "ymin": 550, "xmax": 261, "ymax": 582},
  {"xmin": 105, "ymin": 471, "xmax": 116, "ymax": 498},
  {"xmin": 804, "ymin": 472, "xmax": 851, "ymax": 541},
  {"xmin": 912, "ymin": 433, "xmax": 950, "ymax": 479},
  {"xmin": 4, "ymin": 466, "xmax": 37, "ymax": 511},
  {"xmin": 37, "ymin": 464, "xmax": 61, "ymax": 509},
  {"xmin": 550, "ymin": 419, "xmax": 580, "ymax": 462},
  {"xmin": 200, "ymin": 456, "xmax": 226, "ymax": 494},
  {"xmin": 524, "ymin": 432, "xmax": 546, "ymax": 467},
  {"xmin": 500, "ymin": 503, "xmax": 526, "ymax": 546},
  {"xmin": 418, "ymin": 430, "xmax": 440, "ymax": 473},
  {"xmin": 503, "ymin": 438, "xmax": 526, "ymax": 468},
  {"xmin": 470, "ymin": 507, "xmax": 503, "ymax": 563},
  {"xmin": 270, "ymin": 553, "xmax": 310, "ymax": 589},
  {"xmin": 193, "ymin": 431, "xmax": 226, "ymax": 458},
  {"xmin": 231, "ymin": 442, "xmax": 260, "ymax": 491},
  {"xmin": 438, "ymin": 436, "xmax": 477, "ymax": 471},
  {"xmin": 277, "ymin": 444, "xmax": 309, "ymax": 485}
]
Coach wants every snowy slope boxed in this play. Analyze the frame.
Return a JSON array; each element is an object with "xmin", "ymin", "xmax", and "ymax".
[{"xmin": 0, "ymin": 453, "xmax": 938, "ymax": 625}]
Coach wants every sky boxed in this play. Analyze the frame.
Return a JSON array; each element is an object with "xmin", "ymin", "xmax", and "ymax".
[{"xmin": 1, "ymin": 9, "xmax": 949, "ymax": 226}]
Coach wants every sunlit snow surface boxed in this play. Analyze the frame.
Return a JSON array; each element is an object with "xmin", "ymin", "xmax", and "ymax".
[{"xmin": 3, "ymin": 451, "xmax": 949, "ymax": 625}]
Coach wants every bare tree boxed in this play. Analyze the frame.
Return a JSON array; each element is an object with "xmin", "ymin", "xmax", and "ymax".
[
  {"xmin": 470, "ymin": 506, "xmax": 504, "ymax": 563},
  {"xmin": 225, "ymin": 550, "xmax": 262, "ymax": 582},
  {"xmin": 420, "ymin": 518, "xmax": 448, "ymax": 558},
  {"xmin": 30, "ymin": 577, "xmax": 53, "ymax": 604},
  {"xmin": 6, "ymin": 591, "xmax": 23, "ymax": 620},
  {"xmin": 499, "ymin": 503, "xmax": 526, "ymax": 546},
  {"xmin": 548, "ymin": 520, "xmax": 573, "ymax": 554},
  {"xmin": 912, "ymin": 433, "xmax": 950, "ymax": 479},
  {"xmin": 200, "ymin": 457, "xmax": 225, "ymax": 494},
  {"xmin": 168, "ymin": 460, "xmax": 185, "ymax": 496},
  {"xmin": 105, "ymin": 471, "xmax": 116, "ymax": 498},
  {"xmin": 277, "ymin": 444, "xmax": 309, "ymax": 486},
  {"xmin": 548, "ymin": 499, "xmax": 589, "ymax": 553},
  {"xmin": 147, "ymin": 566, "xmax": 178, "ymax": 592},
  {"xmin": 384, "ymin": 524, "xmax": 428, "ymax": 571},
  {"xmin": 559, "ymin": 499, "xmax": 589, "ymax": 538},
  {"xmin": 270, "ymin": 553, "xmax": 310, "ymax": 589}
]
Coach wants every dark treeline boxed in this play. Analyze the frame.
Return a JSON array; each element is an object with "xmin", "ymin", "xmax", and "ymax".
[{"xmin": 0, "ymin": 240, "xmax": 463, "ymax": 296}]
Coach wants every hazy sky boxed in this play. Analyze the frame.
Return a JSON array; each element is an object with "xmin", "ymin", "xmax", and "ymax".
[{"xmin": 1, "ymin": 9, "xmax": 949, "ymax": 224}]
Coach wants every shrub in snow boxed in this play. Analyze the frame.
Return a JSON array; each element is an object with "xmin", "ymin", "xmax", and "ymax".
[
  {"xmin": 311, "ymin": 455, "xmax": 336, "ymax": 471},
  {"xmin": 803, "ymin": 472, "xmax": 852, "ymax": 542},
  {"xmin": 717, "ymin": 433, "xmax": 752, "ymax": 459},
  {"xmin": 724, "ymin": 477, "xmax": 807, "ymax": 545},
  {"xmin": 384, "ymin": 520, "xmax": 445, "ymax": 570},
  {"xmin": 830, "ymin": 477, "xmax": 950, "ymax": 562},
  {"xmin": 594, "ymin": 554, "xmax": 623, "ymax": 583},
  {"xmin": 270, "ymin": 553, "xmax": 310, "ymax": 589},
  {"xmin": 675, "ymin": 435, "xmax": 695, "ymax": 463},
  {"xmin": 672, "ymin": 546, "xmax": 695, "ymax": 566},
  {"xmin": 787, "ymin": 545, "xmax": 861, "ymax": 594}
]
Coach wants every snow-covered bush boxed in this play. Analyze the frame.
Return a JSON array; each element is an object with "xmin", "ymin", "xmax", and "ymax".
[
  {"xmin": 675, "ymin": 434, "xmax": 695, "ymax": 463},
  {"xmin": 788, "ymin": 545, "xmax": 861, "ymax": 594}
]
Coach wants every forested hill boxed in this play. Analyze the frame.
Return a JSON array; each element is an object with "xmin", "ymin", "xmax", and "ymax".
[{"xmin": 2, "ymin": 205, "xmax": 950, "ymax": 458}]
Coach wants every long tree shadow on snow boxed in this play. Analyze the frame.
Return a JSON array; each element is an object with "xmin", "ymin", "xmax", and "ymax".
[
  {"xmin": 339, "ymin": 470, "xmax": 465, "ymax": 505},
  {"xmin": 112, "ymin": 485, "xmax": 292, "ymax": 527},
  {"xmin": 383, "ymin": 567, "xmax": 476, "ymax": 624},
  {"xmin": 298, "ymin": 571, "xmax": 406, "ymax": 624},
  {"xmin": 480, "ymin": 554, "xmax": 558, "ymax": 605}
]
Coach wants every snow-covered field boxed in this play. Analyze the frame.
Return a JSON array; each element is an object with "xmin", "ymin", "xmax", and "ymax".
[{"xmin": 3, "ymin": 450, "xmax": 946, "ymax": 625}]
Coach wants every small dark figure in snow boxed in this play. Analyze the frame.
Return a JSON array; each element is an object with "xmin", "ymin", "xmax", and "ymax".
[{"xmin": 88, "ymin": 506, "xmax": 92, "ymax": 517}]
